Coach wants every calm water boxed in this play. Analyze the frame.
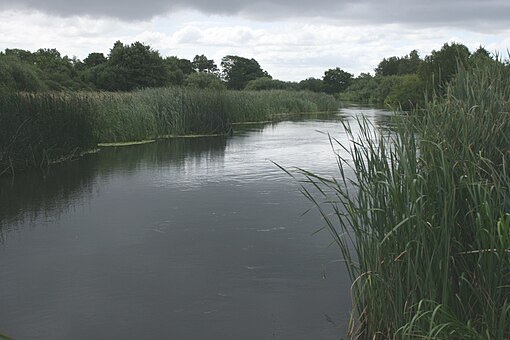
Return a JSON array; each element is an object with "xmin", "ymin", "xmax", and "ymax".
[{"xmin": 0, "ymin": 107, "xmax": 391, "ymax": 339}]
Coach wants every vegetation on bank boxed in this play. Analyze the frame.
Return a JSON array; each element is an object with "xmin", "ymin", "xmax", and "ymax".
[
  {"xmin": 0, "ymin": 42, "xmax": 344, "ymax": 93},
  {"xmin": 295, "ymin": 61, "xmax": 510, "ymax": 338},
  {"xmin": 0, "ymin": 87, "xmax": 338, "ymax": 176},
  {"xmin": 341, "ymin": 43, "xmax": 499, "ymax": 110}
]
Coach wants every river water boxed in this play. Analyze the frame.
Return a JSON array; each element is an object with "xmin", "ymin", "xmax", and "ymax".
[{"xmin": 0, "ymin": 107, "xmax": 391, "ymax": 339}]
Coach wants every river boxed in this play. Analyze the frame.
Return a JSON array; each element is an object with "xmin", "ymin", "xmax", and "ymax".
[{"xmin": 0, "ymin": 106, "xmax": 391, "ymax": 339}]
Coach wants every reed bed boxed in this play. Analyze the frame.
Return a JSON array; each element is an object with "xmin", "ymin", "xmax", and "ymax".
[
  {"xmin": 293, "ymin": 63, "xmax": 510, "ymax": 338},
  {"xmin": 225, "ymin": 90, "xmax": 339, "ymax": 123},
  {"xmin": 0, "ymin": 87, "xmax": 338, "ymax": 175},
  {"xmin": 0, "ymin": 91, "xmax": 97, "ymax": 175}
]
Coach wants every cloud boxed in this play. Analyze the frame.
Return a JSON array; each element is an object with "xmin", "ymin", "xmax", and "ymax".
[
  {"xmin": 1, "ymin": 0, "xmax": 509, "ymax": 31},
  {"xmin": 1, "ymin": 8, "xmax": 508, "ymax": 82}
]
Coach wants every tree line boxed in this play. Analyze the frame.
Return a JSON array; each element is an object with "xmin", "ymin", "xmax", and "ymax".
[
  {"xmin": 0, "ymin": 40, "xmax": 504, "ymax": 109},
  {"xmin": 0, "ymin": 41, "xmax": 335, "ymax": 93},
  {"xmin": 342, "ymin": 43, "xmax": 502, "ymax": 109}
]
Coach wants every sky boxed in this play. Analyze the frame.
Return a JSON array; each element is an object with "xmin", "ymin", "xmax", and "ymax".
[{"xmin": 0, "ymin": 0, "xmax": 509, "ymax": 81}]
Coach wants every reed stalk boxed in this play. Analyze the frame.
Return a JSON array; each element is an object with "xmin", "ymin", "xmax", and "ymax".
[{"xmin": 293, "ymin": 62, "xmax": 510, "ymax": 338}]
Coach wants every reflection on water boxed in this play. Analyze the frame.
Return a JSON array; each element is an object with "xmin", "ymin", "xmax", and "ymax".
[{"xmin": 0, "ymin": 107, "xmax": 392, "ymax": 339}]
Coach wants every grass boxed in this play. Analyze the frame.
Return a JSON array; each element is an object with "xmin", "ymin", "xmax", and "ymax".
[
  {"xmin": 291, "ymin": 62, "xmax": 510, "ymax": 338},
  {"xmin": 0, "ymin": 87, "xmax": 338, "ymax": 175},
  {"xmin": 224, "ymin": 90, "xmax": 339, "ymax": 123}
]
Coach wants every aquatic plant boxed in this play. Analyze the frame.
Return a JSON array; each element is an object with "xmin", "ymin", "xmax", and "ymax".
[
  {"xmin": 294, "ymin": 62, "xmax": 510, "ymax": 338},
  {"xmin": 0, "ymin": 87, "xmax": 338, "ymax": 175}
]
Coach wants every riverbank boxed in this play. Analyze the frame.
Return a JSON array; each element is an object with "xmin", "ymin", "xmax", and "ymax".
[
  {"xmin": 298, "ymin": 63, "xmax": 510, "ymax": 337},
  {"xmin": 0, "ymin": 88, "xmax": 338, "ymax": 176}
]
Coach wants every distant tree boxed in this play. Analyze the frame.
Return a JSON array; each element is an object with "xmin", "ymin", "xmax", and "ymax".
[
  {"xmin": 370, "ymin": 75, "xmax": 403, "ymax": 104},
  {"xmin": 375, "ymin": 56, "xmax": 400, "ymax": 76},
  {"xmin": 92, "ymin": 41, "xmax": 169, "ymax": 91},
  {"xmin": 323, "ymin": 67, "xmax": 353, "ymax": 94},
  {"xmin": 184, "ymin": 72, "xmax": 225, "ymax": 90},
  {"xmin": 177, "ymin": 58, "xmax": 194, "ymax": 75},
  {"xmin": 192, "ymin": 54, "xmax": 219, "ymax": 74},
  {"xmin": 298, "ymin": 77, "xmax": 324, "ymax": 92},
  {"xmin": 163, "ymin": 56, "xmax": 184, "ymax": 85},
  {"xmin": 343, "ymin": 73, "xmax": 378, "ymax": 103},
  {"xmin": 83, "ymin": 53, "xmax": 107, "ymax": 68},
  {"xmin": 0, "ymin": 55, "xmax": 46, "ymax": 91},
  {"xmin": 469, "ymin": 46, "xmax": 495, "ymax": 66},
  {"xmin": 244, "ymin": 77, "xmax": 296, "ymax": 91},
  {"xmin": 375, "ymin": 50, "xmax": 422, "ymax": 76},
  {"xmin": 384, "ymin": 74, "xmax": 425, "ymax": 110},
  {"xmin": 404, "ymin": 50, "xmax": 422, "ymax": 74},
  {"xmin": 418, "ymin": 42, "xmax": 470, "ymax": 92},
  {"xmin": 221, "ymin": 55, "xmax": 270, "ymax": 90},
  {"xmin": 4, "ymin": 48, "xmax": 33, "ymax": 63}
]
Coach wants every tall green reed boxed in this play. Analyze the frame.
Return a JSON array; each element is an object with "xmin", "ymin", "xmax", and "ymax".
[
  {"xmin": 1, "ymin": 87, "xmax": 338, "ymax": 175},
  {"xmin": 0, "ymin": 91, "xmax": 97, "ymax": 175},
  {"xmin": 225, "ymin": 90, "xmax": 339, "ymax": 123},
  {"xmin": 293, "ymin": 62, "xmax": 510, "ymax": 338}
]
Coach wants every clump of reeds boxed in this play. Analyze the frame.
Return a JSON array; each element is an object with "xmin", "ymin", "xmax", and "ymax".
[
  {"xmin": 293, "ymin": 62, "xmax": 510, "ymax": 338},
  {"xmin": 224, "ymin": 90, "xmax": 339, "ymax": 123},
  {"xmin": 93, "ymin": 87, "xmax": 231, "ymax": 143},
  {"xmin": 0, "ymin": 87, "xmax": 337, "ymax": 175},
  {"xmin": 0, "ymin": 91, "xmax": 97, "ymax": 175}
]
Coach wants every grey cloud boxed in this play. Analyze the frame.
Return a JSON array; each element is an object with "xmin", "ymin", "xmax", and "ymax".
[{"xmin": 1, "ymin": 0, "xmax": 509, "ymax": 29}]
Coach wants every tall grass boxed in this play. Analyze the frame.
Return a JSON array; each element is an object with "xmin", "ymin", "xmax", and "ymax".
[
  {"xmin": 294, "ymin": 63, "xmax": 510, "ymax": 338},
  {"xmin": 224, "ymin": 90, "xmax": 339, "ymax": 123},
  {"xmin": 0, "ymin": 91, "xmax": 97, "ymax": 175},
  {"xmin": 0, "ymin": 88, "xmax": 231, "ymax": 174},
  {"xmin": 0, "ymin": 87, "xmax": 338, "ymax": 175},
  {"xmin": 93, "ymin": 87, "xmax": 230, "ymax": 142}
]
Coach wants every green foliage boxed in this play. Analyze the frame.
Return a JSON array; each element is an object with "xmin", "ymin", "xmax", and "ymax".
[
  {"xmin": 83, "ymin": 52, "xmax": 107, "ymax": 68},
  {"xmin": 370, "ymin": 75, "xmax": 403, "ymax": 104},
  {"xmin": 375, "ymin": 50, "xmax": 422, "ymax": 76},
  {"xmin": 221, "ymin": 55, "xmax": 270, "ymax": 90},
  {"xmin": 93, "ymin": 88, "xmax": 231, "ymax": 142},
  {"xmin": 244, "ymin": 77, "xmax": 298, "ymax": 91},
  {"xmin": 0, "ymin": 92, "xmax": 97, "ymax": 175},
  {"xmin": 295, "ymin": 62, "xmax": 510, "ymax": 338},
  {"xmin": 323, "ymin": 67, "xmax": 353, "ymax": 94},
  {"xmin": 298, "ymin": 77, "xmax": 324, "ymax": 93},
  {"xmin": 91, "ymin": 41, "xmax": 169, "ymax": 91},
  {"xmin": 342, "ymin": 74, "xmax": 414, "ymax": 108},
  {"xmin": 384, "ymin": 74, "xmax": 425, "ymax": 110},
  {"xmin": 340, "ymin": 73, "xmax": 378, "ymax": 104},
  {"xmin": 0, "ymin": 87, "xmax": 337, "ymax": 174},
  {"xmin": 184, "ymin": 72, "xmax": 226, "ymax": 90},
  {"xmin": 192, "ymin": 54, "xmax": 219, "ymax": 74},
  {"xmin": 0, "ymin": 56, "xmax": 46, "ymax": 92},
  {"xmin": 3, "ymin": 48, "xmax": 91, "ymax": 91},
  {"xmin": 418, "ymin": 42, "xmax": 471, "ymax": 94},
  {"xmin": 223, "ymin": 90, "xmax": 338, "ymax": 123}
]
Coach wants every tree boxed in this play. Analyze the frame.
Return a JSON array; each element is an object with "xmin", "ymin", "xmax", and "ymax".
[
  {"xmin": 342, "ymin": 73, "xmax": 378, "ymax": 103},
  {"xmin": 221, "ymin": 55, "xmax": 270, "ymax": 90},
  {"xmin": 384, "ymin": 74, "xmax": 425, "ymax": 110},
  {"xmin": 92, "ymin": 41, "xmax": 169, "ymax": 91},
  {"xmin": 323, "ymin": 67, "xmax": 353, "ymax": 94},
  {"xmin": 299, "ymin": 77, "xmax": 324, "ymax": 93},
  {"xmin": 470, "ymin": 46, "xmax": 495, "ymax": 67},
  {"xmin": 192, "ymin": 54, "xmax": 218, "ymax": 74},
  {"xmin": 244, "ymin": 77, "xmax": 296, "ymax": 91},
  {"xmin": 418, "ymin": 42, "xmax": 470, "ymax": 92},
  {"xmin": 375, "ymin": 50, "xmax": 422, "ymax": 76},
  {"xmin": 184, "ymin": 72, "xmax": 225, "ymax": 90},
  {"xmin": 0, "ymin": 55, "xmax": 46, "ymax": 91},
  {"xmin": 83, "ymin": 53, "xmax": 107, "ymax": 68}
]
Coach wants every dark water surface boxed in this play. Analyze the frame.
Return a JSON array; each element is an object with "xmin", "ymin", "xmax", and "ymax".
[{"xmin": 0, "ymin": 107, "xmax": 391, "ymax": 339}]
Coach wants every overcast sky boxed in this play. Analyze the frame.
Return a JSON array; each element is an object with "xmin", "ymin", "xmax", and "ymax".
[{"xmin": 0, "ymin": 0, "xmax": 509, "ymax": 80}]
